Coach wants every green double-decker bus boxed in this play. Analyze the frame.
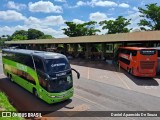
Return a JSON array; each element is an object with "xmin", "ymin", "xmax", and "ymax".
[{"xmin": 2, "ymin": 48, "xmax": 80, "ymax": 104}]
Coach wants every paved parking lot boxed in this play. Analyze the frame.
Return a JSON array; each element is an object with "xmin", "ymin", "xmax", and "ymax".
[
  {"xmin": 70, "ymin": 59, "xmax": 160, "ymax": 98},
  {"xmin": 1, "ymin": 53, "xmax": 159, "ymax": 98},
  {"xmin": 0, "ymin": 53, "xmax": 160, "ymax": 119}
]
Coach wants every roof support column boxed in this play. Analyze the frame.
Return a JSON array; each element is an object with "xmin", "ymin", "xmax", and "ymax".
[
  {"xmin": 73, "ymin": 44, "xmax": 78, "ymax": 53},
  {"xmin": 101, "ymin": 43, "xmax": 105, "ymax": 60},
  {"xmin": 64, "ymin": 44, "xmax": 67, "ymax": 55},
  {"xmin": 113, "ymin": 43, "xmax": 115, "ymax": 58},
  {"xmin": 72, "ymin": 44, "xmax": 78, "ymax": 58},
  {"xmin": 85, "ymin": 43, "xmax": 91, "ymax": 60}
]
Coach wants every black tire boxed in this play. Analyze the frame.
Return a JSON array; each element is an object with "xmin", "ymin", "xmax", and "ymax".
[
  {"xmin": 33, "ymin": 89, "xmax": 38, "ymax": 98},
  {"xmin": 10, "ymin": 74, "xmax": 14, "ymax": 82},
  {"xmin": 127, "ymin": 68, "xmax": 130, "ymax": 73},
  {"xmin": 7, "ymin": 73, "xmax": 9, "ymax": 78},
  {"xmin": 130, "ymin": 68, "xmax": 133, "ymax": 75}
]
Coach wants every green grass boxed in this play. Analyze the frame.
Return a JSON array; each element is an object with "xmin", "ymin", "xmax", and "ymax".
[{"xmin": 0, "ymin": 92, "xmax": 24, "ymax": 120}]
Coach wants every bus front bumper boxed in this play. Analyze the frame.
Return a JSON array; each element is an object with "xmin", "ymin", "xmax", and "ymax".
[{"xmin": 46, "ymin": 88, "xmax": 74, "ymax": 104}]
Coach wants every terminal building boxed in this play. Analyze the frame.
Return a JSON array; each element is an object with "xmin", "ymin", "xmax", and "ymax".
[{"xmin": 5, "ymin": 31, "xmax": 160, "ymax": 60}]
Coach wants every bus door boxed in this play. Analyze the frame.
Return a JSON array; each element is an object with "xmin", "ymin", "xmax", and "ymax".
[
  {"xmin": 32, "ymin": 56, "xmax": 48, "ymax": 96},
  {"xmin": 138, "ymin": 49, "xmax": 157, "ymax": 74},
  {"xmin": 157, "ymin": 50, "xmax": 160, "ymax": 73}
]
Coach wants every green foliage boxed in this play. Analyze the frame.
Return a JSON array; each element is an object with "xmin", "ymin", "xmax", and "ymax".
[
  {"xmin": 0, "ymin": 92, "xmax": 23, "ymax": 120},
  {"xmin": 0, "ymin": 37, "xmax": 7, "ymax": 48},
  {"xmin": 62, "ymin": 21, "xmax": 100, "ymax": 37},
  {"xmin": 11, "ymin": 30, "xmax": 28, "ymax": 41},
  {"xmin": 28, "ymin": 28, "xmax": 44, "ymax": 40},
  {"xmin": 138, "ymin": 3, "xmax": 160, "ymax": 30},
  {"xmin": 5, "ymin": 29, "xmax": 54, "ymax": 41},
  {"xmin": 12, "ymin": 30, "xmax": 28, "ymax": 38},
  {"xmin": 39, "ymin": 34, "xmax": 53, "ymax": 39},
  {"xmin": 99, "ymin": 16, "xmax": 132, "ymax": 34},
  {"xmin": 12, "ymin": 34, "xmax": 27, "ymax": 41},
  {"xmin": 2, "ymin": 35, "xmax": 5, "ymax": 37}
]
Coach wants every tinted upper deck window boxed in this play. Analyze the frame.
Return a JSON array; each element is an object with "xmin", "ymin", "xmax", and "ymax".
[
  {"xmin": 45, "ymin": 58, "xmax": 70, "ymax": 74},
  {"xmin": 140, "ymin": 49, "xmax": 156, "ymax": 55}
]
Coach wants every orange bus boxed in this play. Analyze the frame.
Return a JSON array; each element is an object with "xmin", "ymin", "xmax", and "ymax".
[{"xmin": 118, "ymin": 47, "xmax": 157, "ymax": 77}]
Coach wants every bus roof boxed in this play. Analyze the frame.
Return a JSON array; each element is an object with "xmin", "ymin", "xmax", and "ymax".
[
  {"xmin": 119, "ymin": 47, "xmax": 155, "ymax": 50},
  {"xmin": 2, "ymin": 48, "xmax": 66, "ymax": 59}
]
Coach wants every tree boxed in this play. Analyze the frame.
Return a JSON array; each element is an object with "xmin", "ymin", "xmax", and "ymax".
[
  {"xmin": 0, "ymin": 37, "xmax": 7, "ymax": 48},
  {"xmin": 138, "ymin": 3, "xmax": 160, "ymax": 30},
  {"xmin": 12, "ymin": 35, "xmax": 27, "ymax": 41},
  {"xmin": 12, "ymin": 30, "xmax": 28, "ymax": 40},
  {"xmin": 12, "ymin": 30, "xmax": 28, "ymax": 37},
  {"xmin": 99, "ymin": 16, "xmax": 132, "ymax": 34},
  {"xmin": 40, "ymin": 34, "xmax": 53, "ymax": 39},
  {"xmin": 28, "ymin": 29, "xmax": 44, "ymax": 40},
  {"xmin": 2, "ymin": 35, "xmax": 6, "ymax": 37},
  {"xmin": 10, "ymin": 29, "xmax": 54, "ymax": 41},
  {"xmin": 62, "ymin": 21, "xmax": 100, "ymax": 37}
]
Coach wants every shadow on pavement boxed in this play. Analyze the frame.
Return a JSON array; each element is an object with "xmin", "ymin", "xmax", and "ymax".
[
  {"xmin": 119, "ymin": 68, "xmax": 159, "ymax": 86},
  {"xmin": 70, "ymin": 59, "xmax": 116, "ymax": 72},
  {"xmin": 0, "ymin": 77, "xmax": 72, "ymax": 115}
]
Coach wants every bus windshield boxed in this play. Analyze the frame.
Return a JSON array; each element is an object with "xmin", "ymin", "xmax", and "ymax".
[
  {"xmin": 45, "ymin": 58, "xmax": 71, "ymax": 74},
  {"xmin": 140, "ymin": 49, "xmax": 156, "ymax": 55},
  {"xmin": 47, "ymin": 76, "xmax": 73, "ymax": 93}
]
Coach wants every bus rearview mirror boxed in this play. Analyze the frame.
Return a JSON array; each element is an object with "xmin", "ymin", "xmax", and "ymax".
[{"xmin": 71, "ymin": 68, "xmax": 80, "ymax": 79}]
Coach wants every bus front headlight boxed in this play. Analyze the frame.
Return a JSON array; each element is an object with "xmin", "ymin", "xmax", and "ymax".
[
  {"xmin": 47, "ymin": 94, "xmax": 56, "ymax": 98},
  {"xmin": 67, "ymin": 76, "xmax": 72, "ymax": 83}
]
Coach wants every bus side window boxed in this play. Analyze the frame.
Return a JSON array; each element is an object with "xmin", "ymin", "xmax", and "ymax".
[
  {"xmin": 33, "ymin": 56, "xmax": 48, "ymax": 89},
  {"xmin": 132, "ymin": 50, "xmax": 137, "ymax": 56},
  {"xmin": 158, "ymin": 50, "xmax": 160, "ymax": 57},
  {"xmin": 33, "ymin": 57, "xmax": 45, "ymax": 72},
  {"xmin": 22, "ymin": 55, "xmax": 34, "ymax": 69}
]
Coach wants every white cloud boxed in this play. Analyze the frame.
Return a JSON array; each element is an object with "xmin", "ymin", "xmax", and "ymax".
[
  {"xmin": 119, "ymin": 3, "xmax": 130, "ymax": 8},
  {"xmin": 92, "ymin": 0, "xmax": 118, "ymax": 7},
  {"xmin": 0, "ymin": 25, "xmax": 67, "ymax": 38},
  {"xmin": 127, "ymin": 12, "xmax": 141, "ymax": 22},
  {"xmin": 72, "ymin": 19, "xmax": 85, "ymax": 24},
  {"xmin": 68, "ymin": 1, "xmax": 90, "ymax": 8},
  {"xmin": 0, "ymin": 25, "xmax": 28, "ymax": 36},
  {"xmin": 44, "ymin": 16, "xmax": 65, "ymax": 26},
  {"xmin": 74, "ymin": 0, "xmax": 118, "ymax": 8},
  {"xmin": 126, "ymin": 12, "xmax": 141, "ymax": 30},
  {"xmin": 133, "ymin": 7, "xmax": 139, "ymax": 11},
  {"xmin": 28, "ymin": 1, "xmax": 63, "ymax": 13},
  {"xmin": 25, "ymin": 17, "xmax": 41, "ymax": 26},
  {"xmin": 7, "ymin": 1, "xmax": 27, "ymax": 10},
  {"xmin": 96, "ymin": 26, "xmax": 108, "ymax": 35},
  {"xmin": 38, "ymin": 27, "xmax": 67, "ymax": 38},
  {"xmin": 0, "ymin": 10, "xmax": 26, "ymax": 21},
  {"xmin": 76, "ymin": 1, "xmax": 88, "ymax": 6},
  {"xmin": 0, "ymin": 14, "xmax": 66, "ymax": 38},
  {"xmin": 54, "ymin": 0, "xmax": 66, "ymax": 2},
  {"xmin": 89, "ymin": 12, "xmax": 107, "ymax": 22},
  {"xmin": 25, "ymin": 16, "xmax": 65, "ymax": 27}
]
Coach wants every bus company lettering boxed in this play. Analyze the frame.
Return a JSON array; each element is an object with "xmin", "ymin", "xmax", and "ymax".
[
  {"xmin": 51, "ymin": 63, "xmax": 65, "ymax": 67},
  {"xmin": 16, "ymin": 64, "xmax": 27, "ymax": 72},
  {"xmin": 11, "ymin": 112, "xmax": 42, "ymax": 118},
  {"xmin": 121, "ymin": 54, "xmax": 129, "ymax": 60},
  {"xmin": 56, "ymin": 72, "xmax": 66, "ymax": 77}
]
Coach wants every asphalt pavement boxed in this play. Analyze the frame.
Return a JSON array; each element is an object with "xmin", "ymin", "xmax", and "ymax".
[{"xmin": 0, "ymin": 54, "xmax": 160, "ymax": 120}]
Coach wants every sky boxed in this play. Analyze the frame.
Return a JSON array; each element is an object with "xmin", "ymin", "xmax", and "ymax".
[{"xmin": 0, "ymin": 0, "xmax": 159, "ymax": 38}]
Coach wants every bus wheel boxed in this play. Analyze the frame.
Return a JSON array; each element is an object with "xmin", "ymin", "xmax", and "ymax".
[
  {"xmin": 127, "ymin": 68, "xmax": 130, "ymax": 73},
  {"xmin": 130, "ymin": 68, "xmax": 133, "ymax": 74},
  {"xmin": 33, "ymin": 89, "xmax": 38, "ymax": 98},
  {"xmin": 10, "ymin": 74, "xmax": 13, "ymax": 82},
  {"xmin": 7, "ymin": 73, "xmax": 9, "ymax": 78}
]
